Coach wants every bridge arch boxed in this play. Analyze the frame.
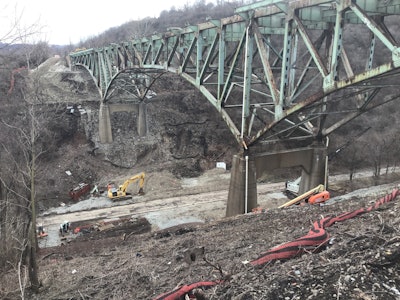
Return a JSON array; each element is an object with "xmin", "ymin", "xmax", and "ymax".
[
  {"xmin": 71, "ymin": 0, "xmax": 400, "ymax": 149},
  {"xmin": 70, "ymin": 0, "xmax": 400, "ymax": 216}
]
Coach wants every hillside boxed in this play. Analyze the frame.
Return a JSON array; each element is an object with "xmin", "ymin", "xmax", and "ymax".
[
  {"xmin": 1, "ymin": 2, "xmax": 400, "ymax": 297},
  {"xmin": 2, "ymin": 171, "xmax": 400, "ymax": 299},
  {"xmin": 16, "ymin": 56, "xmax": 239, "ymax": 211},
  {"xmin": 0, "ymin": 50, "xmax": 399, "ymax": 300},
  {"xmin": 1, "ymin": 47, "xmax": 400, "ymax": 300}
]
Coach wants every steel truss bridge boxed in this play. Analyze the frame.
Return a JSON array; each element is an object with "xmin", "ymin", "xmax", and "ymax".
[{"xmin": 70, "ymin": 0, "xmax": 400, "ymax": 149}]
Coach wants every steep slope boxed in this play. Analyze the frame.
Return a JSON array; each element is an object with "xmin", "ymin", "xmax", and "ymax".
[
  {"xmin": 29, "ymin": 57, "xmax": 238, "ymax": 210},
  {"xmin": 2, "ymin": 177, "xmax": 399, "ymax": 300}
]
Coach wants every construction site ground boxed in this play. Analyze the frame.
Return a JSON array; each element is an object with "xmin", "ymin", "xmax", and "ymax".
[
  {"xmin": 3, "ymin": 168, "xmax": 400, "ymax": 299},
  {"xmin": 36, "ymin": 168, "xmax": 373, "ymax": 248}
]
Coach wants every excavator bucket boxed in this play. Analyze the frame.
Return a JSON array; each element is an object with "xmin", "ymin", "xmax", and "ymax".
[{"xmin": 138, "ymin": 188, "xmax": 145, "ymax": 195}]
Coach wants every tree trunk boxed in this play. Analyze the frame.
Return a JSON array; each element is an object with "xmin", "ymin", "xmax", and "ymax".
[
  {"xmin": 28, "ymin": 114, "xmax": 40, "ymax": 292},
  {"xmin": 28, "ymin": 222, "xmax": 39, "ymax": 292}
]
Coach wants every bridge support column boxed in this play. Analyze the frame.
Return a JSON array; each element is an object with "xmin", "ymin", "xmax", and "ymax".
[
  {"xmin": 99, "ymin": 103, "xmax": 113, "ymax": 143},
  {"xmin": 226, "ymin": 145, "xmax": 328, "ymax": 217},
  {"xmin": 137, "ymin": 102, "xmax": 147, "ymax": 137},
  {"xmin": 298, "ymin": 146, "xmax": 327, "ymax": 194},
  {"xmin": 253, "ymin": 146, "xmax": 327, "ymax": 196},
  {"xmin": 226, "ymin": 155, "xmax": 257, "ymax": 217}
]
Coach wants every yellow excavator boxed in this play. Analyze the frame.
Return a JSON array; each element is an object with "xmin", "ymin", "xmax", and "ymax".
[{"xmin": 107, "ymin": 172, "xmax": 145, "ymax": 201}]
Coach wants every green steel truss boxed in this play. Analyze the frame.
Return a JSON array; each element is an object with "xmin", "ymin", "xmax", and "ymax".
[{"xmin": 70, "ymin": 0, "xmax": 400, "ymax": 148}]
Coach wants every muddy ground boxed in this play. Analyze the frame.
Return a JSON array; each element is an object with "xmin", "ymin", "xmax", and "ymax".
[{"xmin": 2, "ymin": 171, "xmax": 400, "ymax": 300}]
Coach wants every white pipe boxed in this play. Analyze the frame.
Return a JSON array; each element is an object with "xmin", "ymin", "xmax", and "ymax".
[
  {"xmin": 245, "ymin": 155, "xmax": 249, "ymax": 214},
  {"xmin": 324, "ymin": 155, "xmax": 329, "ymax": 189},
  {"xmin": 324, "ymin": 137, "xmax": 329, "ymax": 189}
]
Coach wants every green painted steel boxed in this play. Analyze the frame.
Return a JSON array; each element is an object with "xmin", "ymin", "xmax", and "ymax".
[{"xmin": 70, "ymin": 0, "xmax": 400, "ymax": 148}]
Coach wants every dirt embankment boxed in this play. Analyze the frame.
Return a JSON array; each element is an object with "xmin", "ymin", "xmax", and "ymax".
[
  {"xmin": 35, "ymin": 183, "xmax": 400, "ymax": 299},
  {"xmin": 2, "ymin": 169, "xmax": 400, "ymax": 300}
]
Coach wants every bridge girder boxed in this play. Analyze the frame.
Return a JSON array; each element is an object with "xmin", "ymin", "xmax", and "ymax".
[{"xmin": 70, "ymin": 0, "xmax": 400, "ymax": 148}]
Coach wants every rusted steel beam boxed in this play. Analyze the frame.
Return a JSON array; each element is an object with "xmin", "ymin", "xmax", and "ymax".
[{"xmin": 70, "ymin": 0, "xmax": 400, "ymax": 148}]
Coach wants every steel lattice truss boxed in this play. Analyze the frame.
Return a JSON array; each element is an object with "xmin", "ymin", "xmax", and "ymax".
[{"xmin": 70, "ymin": 0, "xmax": 400, "ymax": 148}]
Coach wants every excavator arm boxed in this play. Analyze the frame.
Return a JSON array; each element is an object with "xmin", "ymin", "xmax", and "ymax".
[
  {"xmin": 108, "ymin": 172, "xmax": 146, "ymax": 200},
  {"xmin": 119, "ymin": 172, "xmax": 145, "ymax": 194}
]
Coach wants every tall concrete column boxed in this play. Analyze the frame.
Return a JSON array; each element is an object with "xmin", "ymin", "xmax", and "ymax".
[
  {"xmin": 99, "ymin": 103, "xmax": 113, "ymax": 143},
  {"xmin": 226, "ymin": 155, "xmax": 257, "ymax": 217},
  {"xmin": 299, "ymin": 146, "xmax": 327, "ymax": 194},
  {"xmin": 138, "ymin": 102, "xmax": 147, "ymax": 137}
]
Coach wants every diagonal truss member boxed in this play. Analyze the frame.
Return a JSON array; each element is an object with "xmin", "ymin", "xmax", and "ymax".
[{"xmin": 70, "ymin": 0, "xmax": 400, "ymax": 149}]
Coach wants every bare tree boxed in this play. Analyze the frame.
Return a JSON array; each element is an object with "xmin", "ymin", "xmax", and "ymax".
[
  {"xmin": 364, "ymin": 132, "xmax": 388, "ymax": 178},
  {"xmin": 1, "ymin": 101, "xmax": 41, "ymax": 294},
  {"xmin": 337, "ymin": 140, "xmax": 366, "ymax": 181},
  {"xmin": 379, "ymin": 132, "xmax": 400, "ymax": 175},
  {"xmin": 0, "ymin": 3, "xmax": 50, "ymax": 296},
  {"xmin": 0, "ymin": 3, "xmax": 43, "ymax": 47},
  {"xmin": 0, "ymin": 71, "xmax": 62, "ymax": 297}
]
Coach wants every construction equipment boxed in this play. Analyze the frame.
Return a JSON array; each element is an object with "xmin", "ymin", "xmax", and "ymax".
[
  {"xmin": 308, "ymin": 190, "xmax": 330, "ymax": 205},
  {"xmin": 37, "ymin": 223, "xmax": 48, "ymax": 238},
  {"xmin": 108, "ymin": 172, "xmax": 145, "ymax": 200},
  {"xmin": 279, "ymin": 184, "xmax": 330, "ymax": 208},
  {"xmin": 90, "ymin": 184, "xmax": 101, "ymax": 196},
  {"xmin": 285, "ymin": 177, "xmax": 301, "ymax": 197},
  {"xmin": 69, "ymin": 182, "xmax": 91, "ymax": 201},
  {"xmin": 59, "ymin": 221, "xmax": 71, "ymax": 236}
]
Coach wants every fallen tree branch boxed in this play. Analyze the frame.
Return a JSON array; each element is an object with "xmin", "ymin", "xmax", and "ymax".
[
  {"xmin": 203, "ymin": 257, "xmax": 225, "ymax": 279},
  {"xmin": 41, "ymin": 253, "xmax": 55, "ymax": 260}
]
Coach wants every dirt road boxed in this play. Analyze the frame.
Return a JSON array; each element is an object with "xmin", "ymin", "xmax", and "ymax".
[
  {"xmin": 37, "ymin": 169, "xmax": 382, "ymax": 248},
  {"xmin": 41, "ymin": 182, "xmax": 284, "ymax": 225},
  {"xmin": 38, "ymin": 181, "xmax": 286, "ymax": 247}
]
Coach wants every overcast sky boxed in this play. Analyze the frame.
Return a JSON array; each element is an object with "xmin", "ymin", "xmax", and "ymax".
[{"xmin": 2, "ymin": 0, "xmax": 216, "ymax": 45}]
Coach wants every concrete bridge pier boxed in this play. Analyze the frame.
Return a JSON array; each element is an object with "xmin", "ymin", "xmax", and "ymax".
[
  {"xmin": 138, "ymin": 102, "xmax": 147, "ymax": 137},
  {"xmin": 226, "ymin": 155, "xmax": 258, "ymax": 217},
  {"xmin": 99, "ymin": 102, "xmax": 148, "ymax": 143},
  {"xmin": 226, "ymin": 145, "xmax": 327, "ymax": 217},
  {"xmin": 298, "ymin": 146, "xmax": 327, "ymax": 194},
  {"xmin": 99, "ymin": 103, "xmax": 113, "ymax": 143}
]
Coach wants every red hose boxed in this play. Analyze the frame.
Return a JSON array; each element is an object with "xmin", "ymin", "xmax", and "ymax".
[
  {"xmin": 153, "ymin": 280, "xmax": 221, "ymax": 300},
  {"xmin": 251, "ymin": 188, "xmax": 400, "ymax": 266}
]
